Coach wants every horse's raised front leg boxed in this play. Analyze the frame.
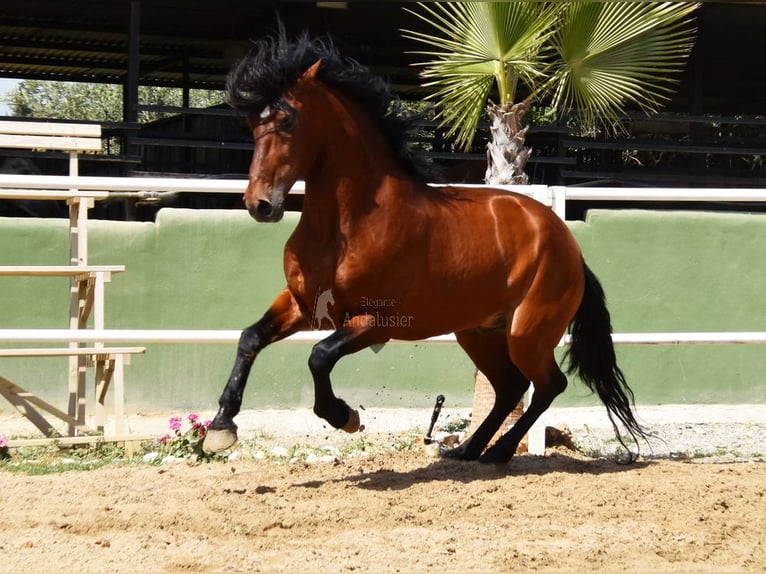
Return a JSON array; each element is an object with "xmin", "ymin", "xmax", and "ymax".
[
  {"xmin": 308, "ymin": 314, "xmax": 387, "ymax": 433},
  {"xmin": 203, "ymin": 288, "xmax": 307, "ymax": 453}
]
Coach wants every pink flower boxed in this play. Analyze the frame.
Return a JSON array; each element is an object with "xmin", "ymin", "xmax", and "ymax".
[
  {"xmin": 188, "ymin": 413, "xmax": 199, "ymax": 423},
  {"xmin": 168, "ymin": 416, "xmax": 183, "ymax": 432},
  {"xmin": 203, "ymin": 420, "xmax": 212, "ymax": 428},
  {"xmin": 156, "ymin": 433, "xmax": 171, "ymax": 444},
  {"xmin": 0, "ymin": 435, "xmax": 7, "ymax": 448}
]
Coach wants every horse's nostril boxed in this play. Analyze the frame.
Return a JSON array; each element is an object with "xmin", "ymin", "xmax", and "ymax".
[{"xmin": 256, "ymin": 199, "xmax": 274, "ymax": 219}]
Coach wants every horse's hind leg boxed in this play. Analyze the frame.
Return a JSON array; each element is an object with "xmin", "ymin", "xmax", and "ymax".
[
  {"xmin": 479, "ymin": 355, "xmax": 567, "ymax": 463},
  {"xmin": 476, "ymin": 254, "xmax": 581, "ymax": 464},
  {"xmin": 444, "ymin": 327, "xmax": 530, "ymax": 461}
]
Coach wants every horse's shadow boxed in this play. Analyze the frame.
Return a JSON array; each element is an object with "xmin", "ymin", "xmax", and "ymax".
[{"xmin": 294, "ymin": 451, "xmax": 651, "ymax": 492}]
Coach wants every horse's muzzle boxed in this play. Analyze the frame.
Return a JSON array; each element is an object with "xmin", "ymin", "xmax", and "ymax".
[{"xmin": 248, "ymin": 198, "xmax": 284, "ymax": 222}]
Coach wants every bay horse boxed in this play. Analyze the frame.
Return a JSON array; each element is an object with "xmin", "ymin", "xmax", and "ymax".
[{"xmin": 202, "ymin": 31, "xmax": 647, "ymax": 463}]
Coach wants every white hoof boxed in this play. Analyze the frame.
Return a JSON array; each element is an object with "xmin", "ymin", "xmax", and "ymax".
[{"xmin": 202, "ymin": 428, "xmax": 238, "ymax": 453}]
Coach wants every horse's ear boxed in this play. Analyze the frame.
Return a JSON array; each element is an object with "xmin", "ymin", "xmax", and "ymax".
[{"xmin": 301, "ymin": 60, "xmax": 322, "ymax": 81}]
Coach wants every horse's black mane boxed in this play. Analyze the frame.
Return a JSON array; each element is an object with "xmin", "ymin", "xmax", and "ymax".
[{"xmin": 227, "ymin": 29, "xmax": 439, "ymax": 182}]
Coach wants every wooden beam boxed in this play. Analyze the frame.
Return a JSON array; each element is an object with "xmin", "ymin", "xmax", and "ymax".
[
  {"xmin": 6, "ymin": 434, "xmax": 156, "ymax": 449},
  {"xmin": 0, "ymin": 265, "xmax": 125, "ymax": 277},
  {"xmin": 0, "ymin": 134, "xmax": 102, "ymax": 152},
  {"xmin": 0, "ymin": 121, "xmax": 101, "ymax": 137},
  {"xmin": 0, "ymin": 376, "xmax": 88, "ymax": 436}
]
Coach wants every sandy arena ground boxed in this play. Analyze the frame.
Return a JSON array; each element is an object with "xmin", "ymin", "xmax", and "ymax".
[{"xmin": 1, "ymin": 405, "xmax": 765, "ymax": 572}]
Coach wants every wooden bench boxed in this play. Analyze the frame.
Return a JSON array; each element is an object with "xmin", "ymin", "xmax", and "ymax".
[
  {"xmin": 0, "ymin": 346, "xmax": 145, "ymax": 438},
  {"xmin": 0, "ymin": 123, "xmax": 147, "ymax": 444},
  {"xmin": 0, "ymin": 120, "xmax": 102, "ymax": 154},
  {"xmin": 0, "ymin": 267, "xmax": 133, "ymax": 439}
]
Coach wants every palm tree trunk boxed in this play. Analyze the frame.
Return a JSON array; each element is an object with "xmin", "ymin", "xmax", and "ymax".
[
  {"xmin": 484, "ymin": 101, "xmax": 531, "ymax": 185},
  {"xmin": 469, "ymin": 100, "xmax": 531, "ymax": 450}
]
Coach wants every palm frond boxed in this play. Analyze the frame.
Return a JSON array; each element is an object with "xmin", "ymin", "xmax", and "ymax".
[
  {"xmin": 402, "ymin": 1, "xmax": 698, "ymax": 147},
  {"xmin": 423, "ymin": 74, "xmax": 496, "ymax": 150},
  {"xmin": 550, "ymin": 2, "xmax": 699, "ymax": 131}
]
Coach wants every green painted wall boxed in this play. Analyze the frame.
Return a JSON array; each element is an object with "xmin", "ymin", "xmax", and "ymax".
[
  {"xmin": 1, "ymin": 208, "xmax": 764, "ymax": 415},
  {"xmin": 567, "ymin": 210, "xmax": 766, "ymax": 405}
]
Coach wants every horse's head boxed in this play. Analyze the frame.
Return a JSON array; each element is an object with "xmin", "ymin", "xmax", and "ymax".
[
  {"xmin": 236, "ymin": 60, "xmax": 323, "ymax": 223},
  {"xmin": 227, "ymin": 30, "xmax": 435, "ymax": 223}
]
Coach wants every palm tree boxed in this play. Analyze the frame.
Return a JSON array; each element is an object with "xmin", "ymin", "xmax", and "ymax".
[
  {"xmin": 403, "ymin": 1, "xmax": 699, "ymax": 185},
  {"xmin": 402, "ymin": 1, "xmax": 699, "ymax": 444}
]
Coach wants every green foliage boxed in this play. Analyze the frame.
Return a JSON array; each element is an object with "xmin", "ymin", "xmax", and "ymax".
[
  {"xmin": 549, "ymin": 2, "xmax": 699, "ymax": 132},
  {"xmin": 439, "ymin": 414, "xmax": 471, "ymax": 434},
  {"xmin": 404, "ymin": 2, "xmax": 560, "ymax": 150},
  {"xmin": 1, "ymin": 80, "xmax": 224, "ymax": 123},
  {"xmin": 0, "ymin": 440, "xmax": 129, "ymax": 475},
  {"xmin": 403, "ymin": 1, "xmax": 699, "ymax": 149}
]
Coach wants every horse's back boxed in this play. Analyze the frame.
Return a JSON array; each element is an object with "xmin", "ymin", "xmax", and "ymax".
[
  {"xmin": 392, "ymin": 184, "xmax": 584, "ymax": 334},
  {"xmin": 430, "ymin": 184, "xmax": 581, "ymax": 267}
]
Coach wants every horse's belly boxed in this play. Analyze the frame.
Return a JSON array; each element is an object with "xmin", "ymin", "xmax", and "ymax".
[{"xmin": 363, "ymin": 279, "xmax": 511, "ymax": 340}]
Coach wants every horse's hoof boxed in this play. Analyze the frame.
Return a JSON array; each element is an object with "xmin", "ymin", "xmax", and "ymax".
[
  {"xmin": 439, "ymin": 445, "xmax": 478, "ymax": 461},
  {"xmin": 202, "ymin": 428, "xmax": 238, "ymax": 453},
  {"xmin": 478, "ymin": 449, "xmax": 513, "ymax": 465},
  {"xmin": 341, "ymin": 408, "xmax": 361, "ymax": 433}
]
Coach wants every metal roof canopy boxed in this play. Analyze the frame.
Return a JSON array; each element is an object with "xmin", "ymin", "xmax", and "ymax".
[
  {"xmin": 1, "ymin": 1, "xmax": 765, "ymax": 116},
  {"xmin": 0, "ymin": 1, "xmax": 424, "ymax": 92}
]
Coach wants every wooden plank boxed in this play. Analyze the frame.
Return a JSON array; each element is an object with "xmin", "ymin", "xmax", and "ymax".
[
  {"xmin": 560, "ymin": 136, "xmax": 766, "ymax": 156},
  {"xmin": 0, "ymin": 376, "xmax": 61, "ymax": 436},
  {"xmin": 0, "ymin": 347, "xmax": 146, "ymax": 357},
  {"xmin": 0, "ymin": 375, "xmax": 96, "ymax": 435},
  {"xmin": 94, "ymin": 359, "xmax": 111, "ymax": 431},
  {"xmin": 558, "ymin": 169, "xmax": 766, "ymax": 187},
  {"xmin": 0, "ymin": 265, "xmax": 125, "ymax": 276},
  {"xmin": 6, "ymin": 434, "xmax": 156, "ymax": 448},
  {"xmin": 113, "ymin": 354, "xmax": 125, "ymax": 435},
  {"xmin": 0, "ymin": 134, "xmax": 102, "ymax": 152},
  {"xmin": 131, "ymin": 136, "xmax": 254, "ymax": 151},
  {"xmin": 0, "ymin": 120, "xmax": 101, "ymax": 137},
  {"xmin": 0, "ymin": 379, "xmax": 85, "ymax": 430}
]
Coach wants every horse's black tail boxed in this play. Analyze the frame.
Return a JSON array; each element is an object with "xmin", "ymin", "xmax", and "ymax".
[{"xmin": 564, "ymin": 261, "xmax": 649, "ymax": 461}]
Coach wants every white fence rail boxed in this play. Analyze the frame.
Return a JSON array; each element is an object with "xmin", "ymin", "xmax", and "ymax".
[
  {"xmin": 2, "ymin": 173, "xmax": 766, "ymax": 209},
  {"xmin": 1, "ymin": 329, "xmax": 766, "ymax": 346},
  {"xmin": 2, "ymin": 174, "xmax": 765, "ymax": 454}
]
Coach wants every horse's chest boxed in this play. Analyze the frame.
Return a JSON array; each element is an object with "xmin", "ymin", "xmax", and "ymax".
[
  {"xmin": 284, "ymin": 231, "xmax": 406, "ymax": 315},
  {"xmin": 283, "ymin": 236, "xmax": 339, "ymax": 307}
]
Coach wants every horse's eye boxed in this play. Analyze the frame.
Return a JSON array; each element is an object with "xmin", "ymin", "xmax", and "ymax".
[{"xmin": 259, "ymin": 105, "xmax": 271, "ymax": 120}]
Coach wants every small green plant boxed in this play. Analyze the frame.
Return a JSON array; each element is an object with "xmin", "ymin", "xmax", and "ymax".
[
  {"xmin": 390, "ymin": 433, "xmax": 418, "ymax": 452},
  {"xmin": 338, "ymin": 435, "xmax": 376, "ymax": 457},
  {"xmin": 0, "ymin": 438, "xmax": 129, "ymax": 474},
  {"xmin": 440, "ymin": 415, "xmax": 471, "ymax": 434}
]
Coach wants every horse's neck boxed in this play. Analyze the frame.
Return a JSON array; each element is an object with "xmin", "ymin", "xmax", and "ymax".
[{"xmin": 301, "ymin": 99, "xmax": 410, "ymax": 237}]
